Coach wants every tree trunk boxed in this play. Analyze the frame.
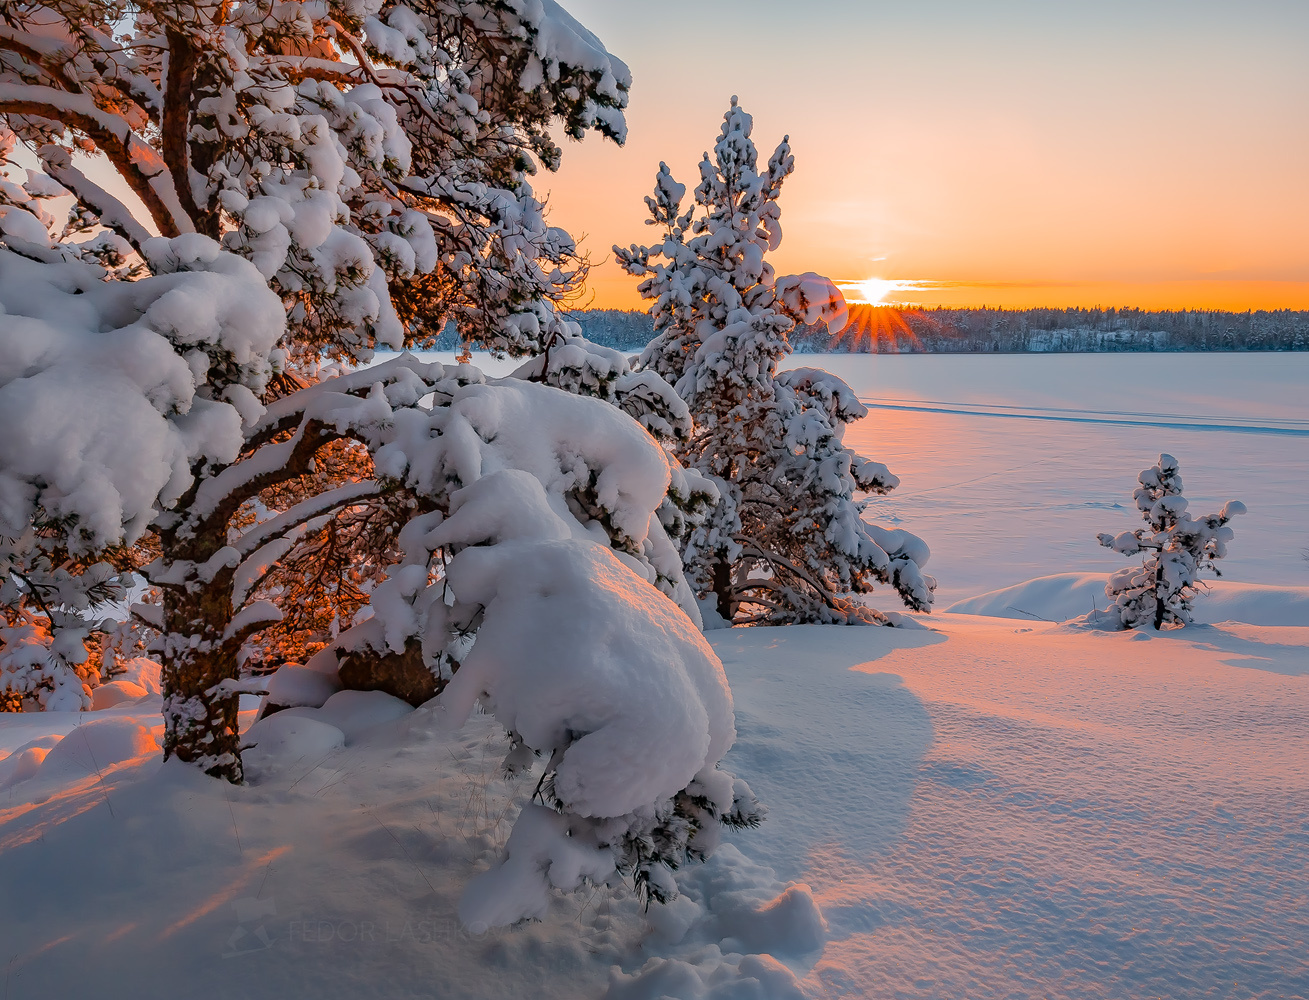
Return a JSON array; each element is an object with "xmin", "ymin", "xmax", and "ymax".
[
  {"xmin": 337, "ymin": 639, "xmax": 442, "ymax": 707},
  {"xmin": 159, "ymin": 527, "xmax": 244, "ymax": 783},
  {"xmin": 712, "ymin": 559, "xmax": 735, "ymax": 624},
  {"xmin": 149, "ymin": 415, "xmax": 370, "ymax": 782},
  {"xmin": 1153, "ymin": 559, "xmax": 1165, "ymax": 631}
]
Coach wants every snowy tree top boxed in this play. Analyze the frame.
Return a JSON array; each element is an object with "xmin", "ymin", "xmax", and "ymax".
[{"xmin": 0, "ymin": 0, "xmax": 631, "ymax": 360}]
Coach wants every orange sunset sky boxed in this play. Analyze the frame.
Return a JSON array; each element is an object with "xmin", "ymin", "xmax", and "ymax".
[{"xmin": 544, "ymin": 0, "xmax": 1309, "ymax": 312}]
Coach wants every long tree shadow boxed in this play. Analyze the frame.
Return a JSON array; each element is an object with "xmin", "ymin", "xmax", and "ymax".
[
  {"xmin": 710, "ymin": 624, "xmax": 943, "ymax": 883},
  {"xmin": 1149, "ymin": 623, "xmax": 1309, "ymax": 676}
]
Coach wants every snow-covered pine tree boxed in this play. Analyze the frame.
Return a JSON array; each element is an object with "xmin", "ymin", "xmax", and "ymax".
[
  {"xmin": 615, "ymin": 99, "xmax": 935, "ymax": 625},
  {"xmin": 2, "ymin": 2, "xmax": 759, "ymax": 921},
  {"xmin": 2, "ymin": 1, "xmax": 650, "ymax": 766},
  {"xmin": 1096, "ymin": 453, "xmax": 1245, "ymax": 629}
]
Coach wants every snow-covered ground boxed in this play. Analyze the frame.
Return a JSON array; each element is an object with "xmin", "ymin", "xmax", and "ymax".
[
  {"xmin": 2, "ymin": 352, "xmax": 1305, "ymax": 998},
  {"xmin": 722, "ymin": 616, "xmax": 1309, "ymax": 998},
  {"xmin": 2, "ymin": 614, "xmax": 1305, "ymax": 998}
]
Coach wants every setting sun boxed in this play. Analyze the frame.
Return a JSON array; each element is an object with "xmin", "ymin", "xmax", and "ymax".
[{"xmin": 842, "ymin": 277, "xmax": 905, "ymax": 305}]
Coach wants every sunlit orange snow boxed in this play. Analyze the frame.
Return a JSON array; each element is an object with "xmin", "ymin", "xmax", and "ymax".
[{"xmin": 713, "ymin": 615, "xmax": 1309, "ymax": 998}]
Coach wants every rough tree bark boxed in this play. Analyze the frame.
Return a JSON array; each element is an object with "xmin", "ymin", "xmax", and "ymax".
[
  {"xmin": 153, "ymin": 417, "xmax": 349, "ymax": 782},
  {"xmin": 158, "ymin": 524, "xmax": 244, "ymax": 781}
]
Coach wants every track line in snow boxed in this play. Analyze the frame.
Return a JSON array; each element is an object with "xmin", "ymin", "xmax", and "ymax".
[{"xmin": 858, "ymin": 397, "xmax": 1309, "ymax": 435}]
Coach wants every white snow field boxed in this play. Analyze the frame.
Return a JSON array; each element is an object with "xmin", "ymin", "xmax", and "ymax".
[{"xmin": 2, "ymin": 352, "xmax": 1306, "ymax": 998}]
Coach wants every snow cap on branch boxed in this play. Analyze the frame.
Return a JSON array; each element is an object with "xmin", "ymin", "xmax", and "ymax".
[{"xmin": 0, "ymin": 236, "xmax": 284, "ymax": 551}]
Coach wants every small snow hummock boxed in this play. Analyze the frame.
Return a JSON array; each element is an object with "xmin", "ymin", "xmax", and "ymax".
[
  {"xmin": 241, "ymin": 712, "xmax": 346, "ymax": 780},
  {"xmin": 608, "ymin": 845, "xmax": 826, "ymax": 1000},
  {"xmin": 32, "ymin": 716, "xmax": 157, "ymax": 788},
  {"xmin": 436, "ymin": 517, "xmax": 733, "ymax": 822},
  {"xmin": 262, "ymin": 664, "xmax": 343, "ymax": 712}
]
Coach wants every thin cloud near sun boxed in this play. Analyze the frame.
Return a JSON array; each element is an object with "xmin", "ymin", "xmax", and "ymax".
[{"xmin": 835, "ymin": 278, "xmax": 936, "ymax": 306}]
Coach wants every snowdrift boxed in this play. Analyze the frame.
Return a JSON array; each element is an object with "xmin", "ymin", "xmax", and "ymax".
[
  {"xmin": 0, "ymin": 688, "xmax": 821, "ymax": 1000},
  {"xmin": 945, "ymin": 572, "xmax": 1309, "ymax": 627}
]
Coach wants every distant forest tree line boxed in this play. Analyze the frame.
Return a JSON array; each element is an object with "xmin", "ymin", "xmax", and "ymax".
[{"xmin": 414, "ymin": 305, "xmax": 1309, "ymax": 355}]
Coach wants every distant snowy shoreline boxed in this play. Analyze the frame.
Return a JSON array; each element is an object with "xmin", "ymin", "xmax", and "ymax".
[{"xmin": 539, "ymin": 306, "xmax": 1309, "ymax": 355}]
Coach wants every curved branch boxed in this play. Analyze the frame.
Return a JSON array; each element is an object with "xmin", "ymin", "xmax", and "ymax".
[
  {"xmin": 190, "ymin": 417, "xmax": 344, "ymax": 535},
  {"xmin": 37, "ymin": 145, "xmax": 153, "ymax": 248},
  {"xmin": 234, "ymin": 479, "xmax": 383, "ymax": 558},
  {"xmin": 734, "ymin": 534, "xmax": 832, "ymax": 598},
  {"xmin": 0, "ymin": 84, "xmax": 186, "ymax": 236},
  {"xmin": 0, "ymin": 27, "xmax": 78, "ymax": 93}
]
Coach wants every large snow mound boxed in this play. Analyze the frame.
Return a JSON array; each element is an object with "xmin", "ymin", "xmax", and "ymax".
[
  {"xmin": 946, "ymin": 573, "xmax": 1309, "ymax": 627},
  {"xmin": 0, "ymin": 690, "xmax": 814, "ymax": 1000},
  {"xmin": 438, "ymin": 524, "xmax": 734, "ymax": 820}
]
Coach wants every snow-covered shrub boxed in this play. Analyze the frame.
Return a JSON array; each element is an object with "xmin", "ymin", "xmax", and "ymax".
[
  {"xmin": 262, "ymin": 363, "xmax": 760, "ymax": 925},
  {"xmin": 615, "ymin": 100, "xmax": 935, "ymax": 625},
  {"xmin": 1095, "ymin": 453, "xmax": 1245, "ymax": 629},
  {"xmin": 0, "ymin": 619, "xmax": 93, "ymax": 712},
  {"xmin": 0, "ymin": 536, "xmax": 133, "ymax": 712}
]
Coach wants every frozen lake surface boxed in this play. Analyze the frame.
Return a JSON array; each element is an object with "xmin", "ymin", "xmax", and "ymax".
[{"xmin": 802, "ymin": 352, "xmax": 1309, "ymax": 606}]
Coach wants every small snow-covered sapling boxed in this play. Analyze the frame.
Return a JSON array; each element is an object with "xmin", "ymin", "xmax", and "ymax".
[{"xmin": 1096, "ymin": 453, "xmax": 1245, "ymax": 629}]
